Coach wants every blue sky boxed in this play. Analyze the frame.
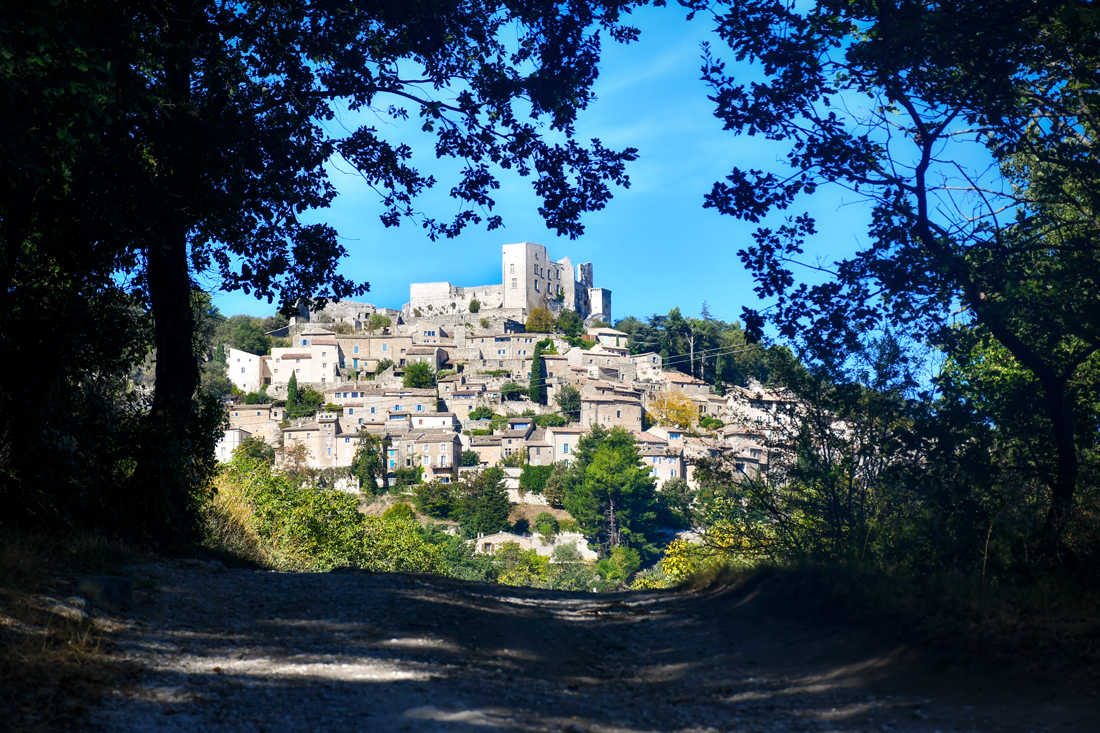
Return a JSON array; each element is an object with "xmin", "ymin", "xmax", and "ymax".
[{"xmin": 211, "ymin": 5, "xmax": 872, "ymax": 327}]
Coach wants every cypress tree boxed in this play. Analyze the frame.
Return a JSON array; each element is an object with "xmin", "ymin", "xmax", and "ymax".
[
  {"xmin": 529, "ymin": 341, "xmax": 545, "ymax": 404},
  {"xmin": 287, "ymin": 371, "xmax": 299, "ymax": 414}
]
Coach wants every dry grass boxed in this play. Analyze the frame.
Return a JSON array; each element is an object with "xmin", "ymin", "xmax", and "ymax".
[
  {"xmin": 0, "ymin": 532, "xmax": 147, "ymax": 732},
  {"xmin": 678, "ymin": 560, "xmax": 1100, "ymax": 680},
  {"xmin": 204, "ymin": 470, "xmax": 275, "ymax": 568}
]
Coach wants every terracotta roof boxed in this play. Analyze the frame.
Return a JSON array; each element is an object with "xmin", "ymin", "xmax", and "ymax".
[
  {"xmin": 279, "ymin": 353, "xmax": 312, "ymax": 359},
  {"xmin": 310, "ymin": 339, "xmax": 339, "ymax": 346}
]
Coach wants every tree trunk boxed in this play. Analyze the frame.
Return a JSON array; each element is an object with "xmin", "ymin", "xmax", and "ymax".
[{"xmin": 128, "ymin": 223, "xmax": 199, "ymax": 543}]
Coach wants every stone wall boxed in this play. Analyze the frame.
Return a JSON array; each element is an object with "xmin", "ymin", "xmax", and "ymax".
[{"xmin": 405, "ymin": 282, "xmax": 504, "ymax": 319}]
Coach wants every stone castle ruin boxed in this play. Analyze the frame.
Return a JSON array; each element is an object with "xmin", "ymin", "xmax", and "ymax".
[{"xmin": 403, "ymin": 241, "xmax": 611, "ymax": 323}]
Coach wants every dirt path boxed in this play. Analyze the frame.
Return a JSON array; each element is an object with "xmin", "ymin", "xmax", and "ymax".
[{"xmin": 88, "ymin": 561, "xmax": 1098, "ymax": 732}]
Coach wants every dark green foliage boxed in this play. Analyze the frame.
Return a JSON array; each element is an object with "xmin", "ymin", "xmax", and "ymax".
[
  {"xmin": 512, "ymin": 518, "xmax": 530, "ymax": 534},
  {"xmin": 287, "ymin": 387, "xmax": 323, "ymax": 420},
  {"xmin": 393, "ymin": 466, "xmax": 424, "ymax": 487},
  {"xmin": 243, "ymin": 389, "xmax": 270, "ymax": 405},
  {"xmin": 411, "ymin": 481, "xmax": 456, "ymax": 519},
  {"xmin": 694, "ymin": 0, "xmax": 1100, "ymax": 555},
  {"xmin": 520, "ymin": 465, "xmax": 554, "ymax": 494},
  {"xmin": 286, "ymin": 372, "xmax": 299, "ymax": 411},
  {"xmin": 529, "ymin": 342, "xmax": 545, "ymax": 403},
  {"xmin": 534, "ymin": 512, "xmax": 560, "ymax": 536},
  {"xmin": 543, "ymin": 462, "xmax": 569, "ymax": 508},
  {"xmin": 556, "ymin": 309, "xmax": 584, "ymax": 338},
  {"xmin": 656, "ymin": 477, "xmax": 695, "ymax": 528},
  {"xmin": 351, "ymin": 433, "xmax": 389, "ymax": 495},
  {"xmin": 534, "ymin": 414, "xmax": 568, "ymax": 428},
  {"xmin": 229, "ymin": 320, "xmax": 271, "ymax": 356},
  {"xmin": 555, "ymin": 385, "xmax": 582, "ymax": 422},
  {"xmin": 469, "ymin": 407, "xmax": 497, "ymax": 422},
  {"xmin": 200, "ymin": 358, "xmax": 234, "ymax": 398},
  {"xmin": 403, "ymin": 361, "xmax": 435, "ymax": 389},
  {"xmin": 236, "ymin": 437, "xmax": 276, "ymax": 465},
  {"xmin": 501, "ymin": 382, "xmax": 524, "ymax": 401},
  {"xmin": 699, "ymin": 415, "xmax": 724, "ymax": 430},
  {"xmin": 2, "ymin": 0, "xmax": 642, "ymax": 545},
  {"xmin": 460, "ymin": 450, "xmax": 481, "ymax": 467},
  {"xmin": 561, "ymin": 426, "xmax": 659, "ymax": 555},
  {"xmin": 453, "ymin": 467, "xmax": 511, "ymax": 538},
  {"xmin": 468, "ymin": 299, "xmax": 480, "ymax": 313},
  {"xmin": 374, "ymin": 359, "xmax": 395, "ymax": 375}
]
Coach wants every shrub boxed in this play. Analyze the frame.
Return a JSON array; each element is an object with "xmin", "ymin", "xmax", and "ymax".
[
  {"xmin": 534, "ymin": 512, "xmax": 559, "ymax": 537},
  {"xmin": 411, "ymin": 481, "xmax": 455, "ymax": 519},
  {"xmin": 500, "ymin": 382, "xmax": 524, "ymax": 401},
  {"xmin": 460, "ymin": 450, "xmax": 481, "ymax": 466},
  {"xmin": 382, "ymin": 502, "xmax": 417, "ymax": 522},
  {"xmin": 519, "ymin": 464, "xmax": 554, "ymax": 494},
  {"xmin": 393, "ymin": 466, "xmax": 423, "ymax": 487},
  {"xmin": 469, "ymin": 299, "xmax": 480, "ymax": 313},
  {"xmin": 209, "ymin": 457, "xmax": 445, "ymax": 573},
  {"xmin": 469, "ymin": 407, "xmax": 495, "ymax": 422}
]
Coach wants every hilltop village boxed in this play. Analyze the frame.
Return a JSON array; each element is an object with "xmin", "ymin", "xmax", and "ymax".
[{"xmin": 216, "ymin": 241, "xmax": 791, "ymax": 548}]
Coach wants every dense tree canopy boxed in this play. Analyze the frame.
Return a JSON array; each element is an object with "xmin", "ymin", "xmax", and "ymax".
[
  {"xmin": 0, "ymin": 0, "xmax": 643, "ymax": 543},
  {"xmin": 689, "ymin": 0, "xmax": 1100, "ymax": 554}
]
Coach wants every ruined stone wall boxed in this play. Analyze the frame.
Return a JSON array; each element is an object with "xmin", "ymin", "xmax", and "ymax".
[{"xmin": 406, "ymin": 282, "xmax": 504, "ymax": 319}]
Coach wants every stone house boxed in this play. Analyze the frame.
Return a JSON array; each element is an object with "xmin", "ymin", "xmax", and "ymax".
[
  {"xmin": 268, "ymin": 328, "xmax": 341, "ymax": 386},
  {"xmin": 405, "ymin": 345, "xmax": 447, "ymax": 371},
  {"xmin": 280, "ymin": 412, "xmax": 356, "ymax": 469},
  {"xmin": 467, "ymin": 434, "xmax": 503, "ymax": 467},
  {"xmin": 585, "ymin": 327, "xmax": 629, "ymax": 348},
  {"xmin": 638, "ymin": 446, "xmax": 686, "ymax": 487},
  {"xmin": 580, "ymin": 395, "xmax": 643, "ymax": 432},
  {"xmin": 227, "ymin": 347, "xmax": 264, "ymax": 394},
  {"xmin": 659, "ymin": 370, "xmax": 712, "ymax": 396},
  {"xmin": 216, "ymin": 427, "xmax": 251, "ymax": 463},
  {"xmin": 335, "ymin": 334, "xmax": 415, "ymax": 374},
  {"xmin": 227, "ymin": 403, "xmax": 284, "ymax": 443},
  {"xmin": 411, "ymin": 321, "xmax": 451, "ymax": 345},
  {"xmin": 545, "ymin": 426, "xmax": 588, "ymax": 466},
  {"xmin": 462, "ymin": 333, "xmax": 544, "ymax": 359}
]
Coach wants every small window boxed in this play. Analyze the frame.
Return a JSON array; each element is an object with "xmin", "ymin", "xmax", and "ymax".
[
  {"xmin": 416, "ymin": 405, "xmax": 424, "ymax": 412},
  {"xmin": 563, "ymin": 443, "xmax": 570, "ymax": 454},
  {"xmin": 382, "ymin": 344, "xmax": 388, "ymax": 352},
  {"xmin": 241, "ymin": 367, "xmax": 245, "ymax": 373},
  {"xmin": 348, "ymin": 408, "xmax": 354, "ymax": 415},
  {"xmin": 510, "ymin": 263, "xmax": 515, "ymax": 274},
  {"xmin": 354, "ymin": 346, "xmax": 359, "ymax": 354},
  {"xmin": 256, "ymin": 411, "xmax": 261, "ymax": 416}
]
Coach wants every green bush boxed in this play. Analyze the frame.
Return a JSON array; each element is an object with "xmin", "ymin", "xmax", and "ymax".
[
  {"xmin": 382, "ymin": 502, "xmax": 417, "ymax": 522},
  {"xmin": 393, "ymin": 466, "xmax": 423, "ymax": 487},
  {"xmin": 534, "ymin": 512, "xmax": 559, "ymax": 536},
  {"xmin": 460, "ymin": 450, "xmax": 481, "ymax": 466},
  {"xmin": 411, "ymin": 481, "xmax": 456, "ymax": 519},
  {"xmin": 519, "ymin": 464, "xmax": 554, "ymax": 494},
  {"xmin": 210, "ymin": 457, "xmax": 445, "ymax": 573},
  {"xmin": 469, "ymin": 406, "xmax": 495, "ymax": 421}
]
